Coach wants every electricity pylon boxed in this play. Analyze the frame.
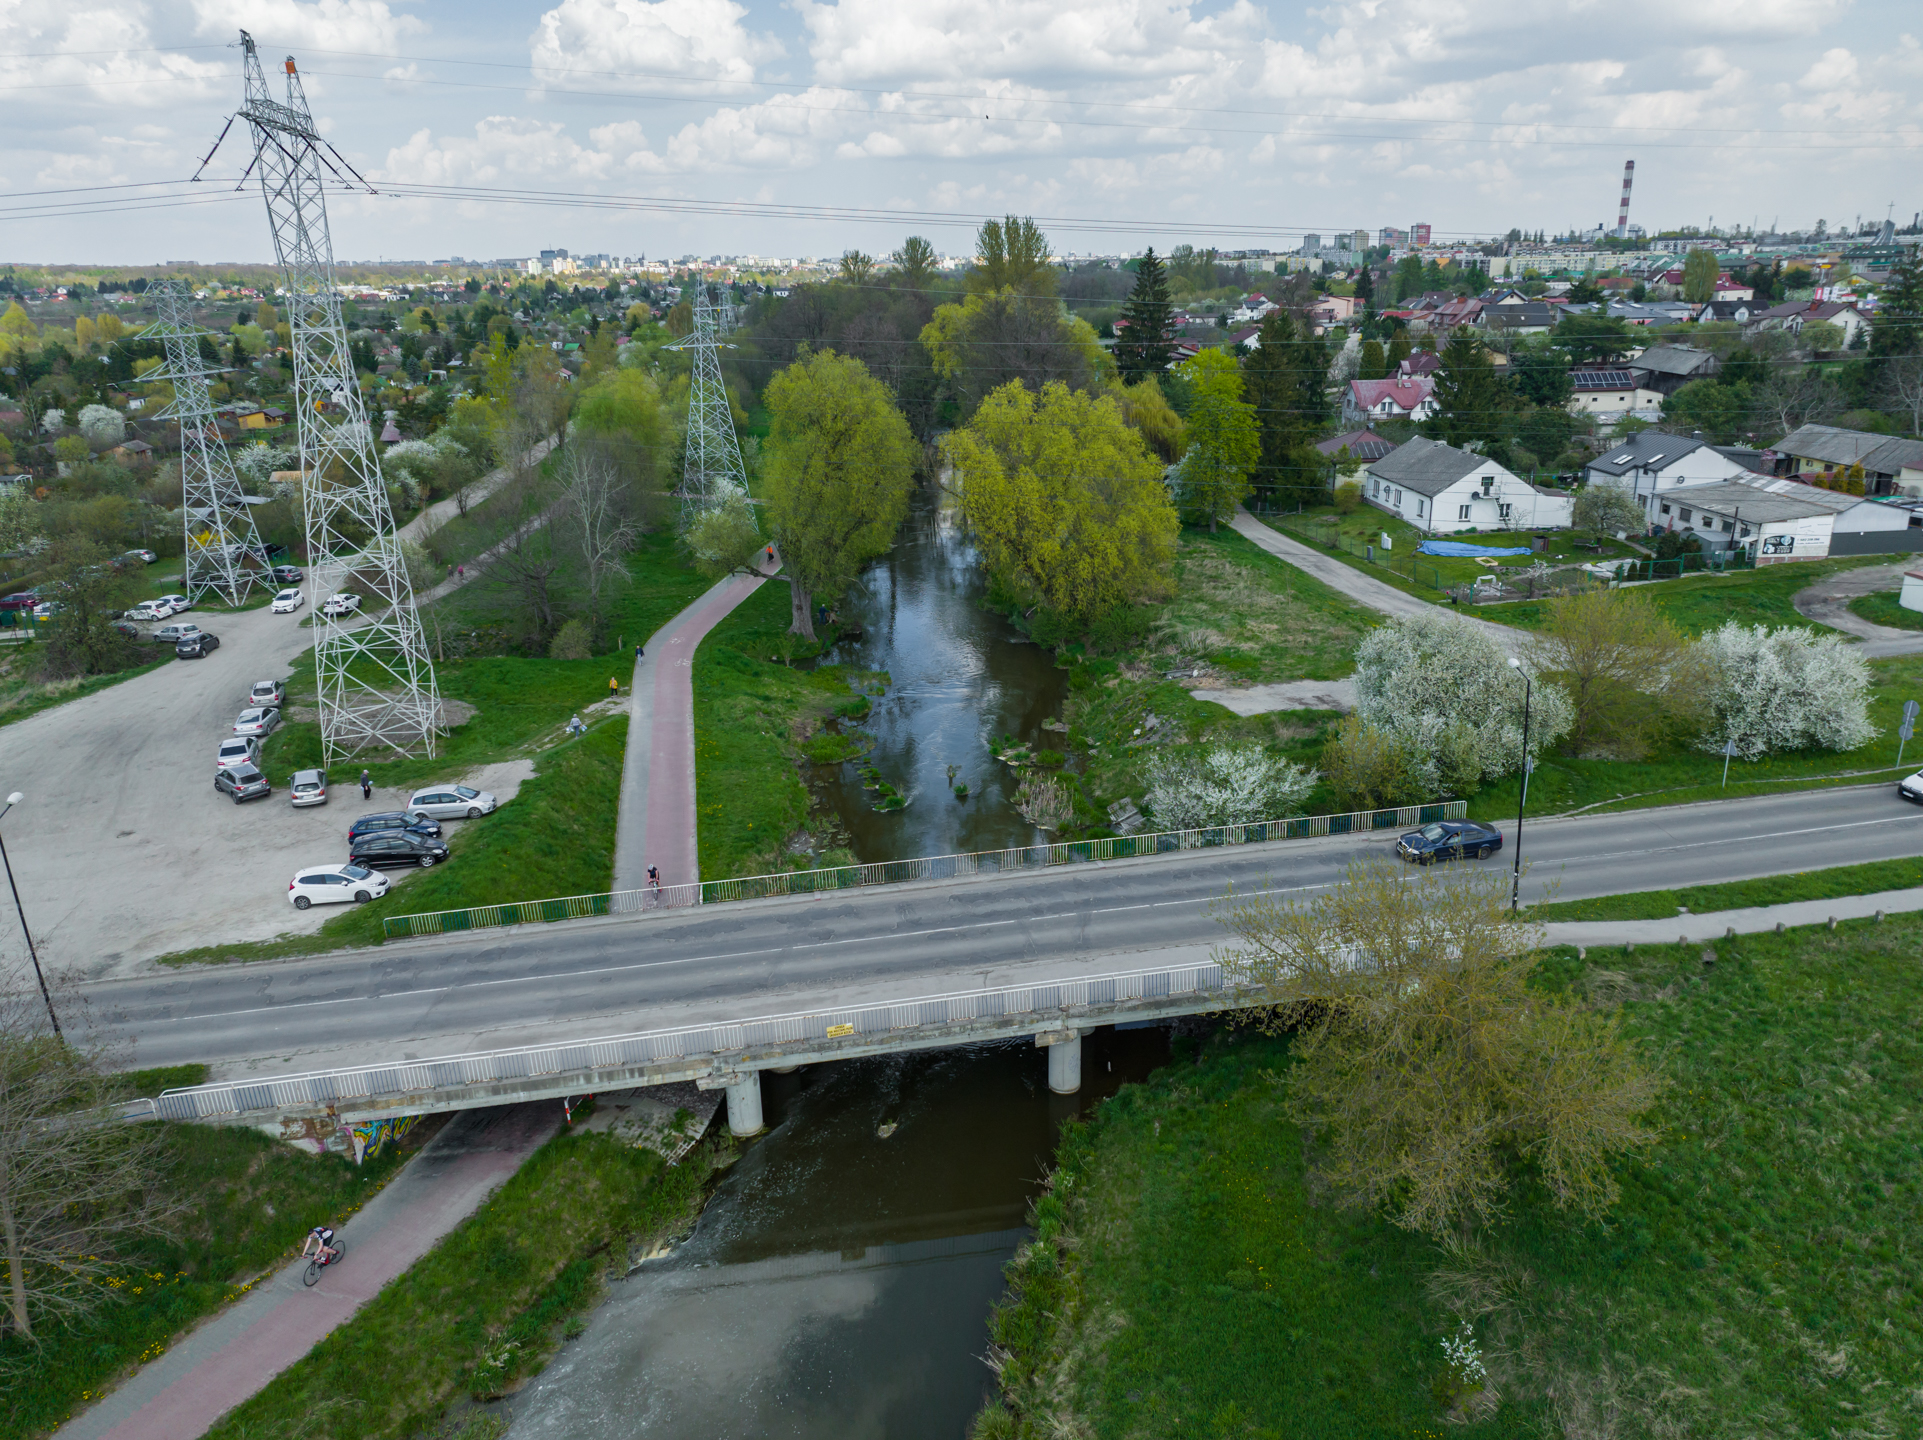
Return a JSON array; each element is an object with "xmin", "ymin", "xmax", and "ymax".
[
  {"xmin": 670, "ymin": 286, "xmax": 748, "ymax": 527},
  {"xmin": 227, "ymin": 31, "xmax": 439, "ymax": 761},
  {"xmin": 138, "ymin": 281, "xmax": 266, "ymax": 607}
]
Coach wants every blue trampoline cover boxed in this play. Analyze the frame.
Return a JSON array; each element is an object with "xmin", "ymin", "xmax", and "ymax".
[{"xmin": 1416, "ymin": 541, "xmax": 1534, "ymax": 557}]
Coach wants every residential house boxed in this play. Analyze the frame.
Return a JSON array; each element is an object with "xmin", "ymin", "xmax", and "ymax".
[
  {"xmin": 1364, "ymin": 437, "xmax": 1574, "ymax": 533},
  {"xmin": 1567, "ymin": 366, "xmax": 1666, "ymax": 424},
  {"xmin": 1314, "ymin": 427, "xmax": 1398, "ymax": 464},
  {"xmin": 1480, "ymin": 301, "xmax": 1561, "ymax": 337},
  {"xmin": 1225, "ymin": 324, "xmax": 1262, "ymax": 350},
  {"xmin": 1748, "ymin": 479, "xmax": 1923, "ymax": 556},
  {"xmin": 1712, "ymin": 278, "xmax": 1754, "ymax": 302},
  {"xmin": 1228, "ymin": 296, "xmax": 1279, "ymax": 326},
  {"xmin": 1607, "ymin": 299, "xmax": 1698, "ymax": 326},
  {"xmin": 1397, "ymin": 351, "xmax": 1442, "ymax": 379},
  {"xmin": 109, "ymin": 440, "xmax": 153, "ymax": 467},
  {"xmin": 1700, "ymin": 298, "xmax": 1756, "ymax": 324},
  {"xmin": 1627, "ymin": 342, "xmax": 1719, "ymax": 397},
  {"xmin": 1748, "ymin": 299, "xmax": 1869, "ymax": 348},
  {"xmin": 379, "ymin": 418, "xmax": 403, "ymax": 444},
  {"xmin": 1648, "ymin": 480, "xmax": 1835, "ymax": 563},
  {"xmin": 1583, "ymin": 431, "xmax": 1755, "ymax": 517},
  {"xmin": 1342, "ymin": 375, "xmax": 1438, "ymax": 426},
  {"xmin": 1769, "ymin": 424, "xmax": 1923, "ymax": 496},
  {"xmin": 1306, "ymin": 294, "xmax": 1360, "ymax": 328}
]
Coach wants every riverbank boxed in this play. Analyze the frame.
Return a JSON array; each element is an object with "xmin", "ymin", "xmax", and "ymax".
[{"xmin": 975, "ymin": 913, "xmax": 1923, "ymax": 1436}]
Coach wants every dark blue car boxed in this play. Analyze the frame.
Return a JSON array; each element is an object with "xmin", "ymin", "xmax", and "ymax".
[{"xmin": 1396, "ymin": 819, "xmax": 1503, "ymax": 864}]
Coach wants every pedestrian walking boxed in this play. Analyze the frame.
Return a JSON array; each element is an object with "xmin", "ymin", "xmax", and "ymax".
[
  {"xmin": 635, "ymin": 642, "xmax": 644, "ymax": 660},
  {"xmin": 609, "ymin": 675, "xmax": 620, "ymax": 698},
  {"xmin": 764, "ymin": 544, "xmax": 775, "ymax": 569},
  {"xmin": 457, "ymin": 564, "xmax": 465, "ymax": 580},
  {"xmin": 359, "ymin": 769, "xmax": 372, "ymax": 800}
]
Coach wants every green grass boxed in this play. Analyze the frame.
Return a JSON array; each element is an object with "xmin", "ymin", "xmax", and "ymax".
[
  {"xmin": 1848, "ymin": 590, "xmax": 1923, "ymax": 632},
  {"xmin": 2, "ymin": 1122, "xmax": 423, "ymax": 1439},
  {"xmin": 200, "ymin": 1125, "xmax": 716, "ymax": 1440},
  {"xmin": 0, "ymin": 651, "xmax": 170, "ymax": 729},
  {"xmin": 1528, "ymin": 854, "xmax": 1923, "ymax": 922},
  {"xmin": 980, "ymin": 915, "xmax": 1923, "ymax": 1436},
  {"xmin": 1275, "ymin": 503, "xmax": 1642, "ymax": 590},
  {"xmin": 159, "ymin": 718, "xmax": 629, "ymax": 964},
  {"xmin": 1159, "ymin": 527, "xmax": 1376, "ymax": 682}
]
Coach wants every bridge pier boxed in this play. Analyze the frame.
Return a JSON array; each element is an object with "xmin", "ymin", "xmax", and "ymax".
[
  {"xmin": 1038, "ymin": 1029, "xmax": 1086, "ymax": 1095},
  {"xmin": 724, "ymin": 1073, "xmax": 765, "ymax": 1136}
]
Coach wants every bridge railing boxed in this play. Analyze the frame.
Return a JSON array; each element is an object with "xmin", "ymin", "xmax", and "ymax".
[
  {"xmin": 150, "ymin": 960, "xmax": 1246, "ymax": 1122},
  {"xmin": 381, "ymin": 800, "xmax": 1466, "ymax": 939}
]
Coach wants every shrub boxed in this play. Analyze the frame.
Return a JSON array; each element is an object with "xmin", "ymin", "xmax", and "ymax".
[
  {"xmin": 1321, "ymin": 715, "xmax": 1427, "ymax": 810},
  {"xmin": 547, "ymin": 617, "xmax": 593, "ymax": 661},
  {"xmin": 1332, "ymin": 480, "xmax": 1363, "ymax": 514},
  {"xmin": 1696, "ymin": 622, "xmax": 1874, "ymax": 758},
  {"xmin": 1147, "ymin": 743, "xmax": 1318, "ymax": 828}
]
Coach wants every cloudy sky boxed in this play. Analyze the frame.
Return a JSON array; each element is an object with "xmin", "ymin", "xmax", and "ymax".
[{"xmin": 2, "ymin": 0, "xmax": 1918, "ymax": 265}]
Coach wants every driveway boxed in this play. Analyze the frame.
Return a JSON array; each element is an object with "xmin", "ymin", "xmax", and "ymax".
[{"xmin": 1792, "ymin": 563, "xmax": 1923, "ymax": 657}]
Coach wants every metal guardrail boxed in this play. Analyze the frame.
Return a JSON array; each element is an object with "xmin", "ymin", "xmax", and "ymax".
[
  {"xmin": 381, "ymin": 801, "xmax": 1467, "ymax": 939},
  {"xmin": 151, "ymin": 960, "xmax": 1245, "ymax": 1121}
]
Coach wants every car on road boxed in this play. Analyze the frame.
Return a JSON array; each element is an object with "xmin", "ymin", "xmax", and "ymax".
[
  {"xmin": 216, "ymin": 736, "xmax": 261, "ymax": 772},
  {"xmin": 289, "ymin": 863, "xmax": 389, "ymax": 909},
  {"xmin": 232, "ymin": 705, "xmax": 281, "ymax": 737},
  {"xmin": 127, "ymin": 598, "xmax": 174, "ymax": 621},
  {"xmin": 1396, "ymin": 819, "xmax": 1504, "ymax": 864},
  {"xmin": 1898, "ymin": 772, "xmax": 1923, "ymax": 803},
  {"xmin": 215, "ymin": 764, "xmax": 272, "ymax": 804},
  {"xmin": 271, "ymin": 564, "xmax": 302, "ymax": 584},
  {"xmin": 406, "ymin": 784, "xmax": 498, "ymax": 820},
  {"xmin": 347, "ymin": 810, "xmax": 443, "ymax": 843},
  {"xmin": 347, "ymin": 831, "xmax": 449, "ymax": 869},
  {"xmin": 290, "ymin": 769, "xmax": 328, "ymax": 807},
  {"xmin": 176, "ymin": 632, "xmax": 220, "ymax": 659},
  {"xmin": 270, "ymin": 588, "xmax": 304, "ymax": 614},
  {"xmin": 319, "ymin": 592, "xmax": 362, "ymax": 618},
  {"xmin": 152, "ymin": 622, "xmax": 200, "ymax": 645},
  {"xmin": 250, "ymin": 679, "xmax": 287, "ymax": 707}
]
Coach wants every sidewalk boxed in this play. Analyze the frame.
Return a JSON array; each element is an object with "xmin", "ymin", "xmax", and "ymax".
[
  {"xmin": 611, "ymin": 552, "xmax": 781, "ymax": 895},
  {"xmin": 1542, "ymin": 885, "xmax": 1923, "ymax": 949},
  {"xmin": 56, "ymin": 1103, "xmax": 559, "ymax": 1440}
]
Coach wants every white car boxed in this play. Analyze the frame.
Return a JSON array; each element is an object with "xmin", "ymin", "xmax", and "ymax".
[
  {"xmin": 320, "ymin": 593, "xmax": 362, "ymax": 618},
  {"xmin": 288, "ymin": 863, "xmax": 389, "ymax": 910},
  {"xmin": 232, "ymin": 706, "xmax": 282, "ymax": 738},
  {"xmin": 216, "ymin": 736, "xmax": 262, "ymax": 772},
  {"xmin": 407, "ymin": 784, "xmax": 498, "ymax": 820},
  {"xmin": 270, "ymin": 588, "xmax": 304, "ymax": 614},
  {"xmin": 1898, "ymin": 772, "xmax": 1923, "ymax": 803},
  {"xmin": 127, "ymin": 599, "xmax": 172, "ymax": 621},
  {"xmin": 154, "ymin": 594, "xmax": 191, "ymax": 615}
]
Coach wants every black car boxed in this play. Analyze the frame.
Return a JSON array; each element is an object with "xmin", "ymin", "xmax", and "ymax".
[
  {"xmin": 177, "ymin": 631, "xmax": 220, "ymax": 659},
  {"xmin": 215, "ymin": 764, "xmax": 272, "ymax": 803},
  {"xmin": 1396, "ymin": 819, "xmax": 1503, "ymax": 864},
  {"xmin": 347, "ymin": 831, "xmax": 449, "ymax": 869},
  {"xmin": 347, "ymin": 810, "xmax": 444, "ymax": 843}
]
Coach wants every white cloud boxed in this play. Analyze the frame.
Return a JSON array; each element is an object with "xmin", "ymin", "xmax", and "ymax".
[
  {"xmin": 0, "ymin": 0, "xmax": 225, "ymax": 106},
  {"xmin": 381, "ymin": 117, "xmax": 619, "ymax": 186},
  {"xmin": 528, "ymin": 0, "xmax": 780, "ymax": 93},
  {"xmin": 190, "ymin": 0, "xmax": 426, "ymax": 54}
]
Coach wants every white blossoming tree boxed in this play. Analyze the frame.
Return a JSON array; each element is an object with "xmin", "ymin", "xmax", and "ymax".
[
  {"xmin": 1146, "ymin": 743, "xmax": 1319, "ymax": 829},
  {"xmin": 39, "ymin": 407, "xmax": 66, "ymax": 435},
  {"xmin": 1353, "ymin": 610, "xmax": 1571, "ymax": 794},
  {"xmin": 1696, "ymin": 622, "xmax": 1874, "ymax": 758},
  {"xmin": 76, "ymin": 403, "xmax": 124, "ymax": 448}
]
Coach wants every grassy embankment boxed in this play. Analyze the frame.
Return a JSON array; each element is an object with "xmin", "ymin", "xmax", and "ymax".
[
  {"xmin": 1849, "ymin": 589, "xmax": 1923, "ymax": 632},
  {"xmin": 201, "ymin": 1122, "xmax": 719, "ymax": 1440},
  {"xmin": 1528, "ymin": 853, "xmax": 1923, "ymax": 921},
  {"xmin": 3, "ymin": 1077, "xmax": 429, "ymax": 1440},
  {"xmin": 976, "ymin": 915, "xmax": 1923, "ymax": 1437}
]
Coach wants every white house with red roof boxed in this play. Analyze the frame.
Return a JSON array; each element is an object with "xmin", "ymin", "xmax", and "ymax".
[{"xmin": 1342, "ymin": 374, "xmax": 1438, "ymax": 427}]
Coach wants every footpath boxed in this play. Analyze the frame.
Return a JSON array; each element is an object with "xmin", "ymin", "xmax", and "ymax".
[
  {"xmin": 55, "ymin": 1103, "xmax": 559, "ymax": 1440},
  {"xmin": 1542, "ymin": 885, "xmax": 1923, "ymax": 950}
]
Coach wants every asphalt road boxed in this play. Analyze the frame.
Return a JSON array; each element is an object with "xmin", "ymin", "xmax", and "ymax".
[{"xmin": 79, "ymin": 785, "xmax": 1922, "ymax": 1079}]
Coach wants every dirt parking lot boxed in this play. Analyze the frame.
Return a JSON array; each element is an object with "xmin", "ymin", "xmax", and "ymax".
[{"xmin": 0, "ymin": 605, "xmax": 525, "ymax": 984}]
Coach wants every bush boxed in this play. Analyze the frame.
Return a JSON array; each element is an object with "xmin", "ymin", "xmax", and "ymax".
[
  {"xmin": 1320, "ymin": 715, "xmax": 1426, "ymax": 810},
  {"xmin": 1697, "ymin": 622, "xmax": 1874, "ymax": 758},
  {"xmin": 1146, "ymin": 743, "xmax": 1318, "ymax": 828},
  {"xmin": 547, "ymin": 617, "xmax": 593, "ymax": 661},
  {"xmin": 1332, "ymin": 480, "xmax": 1363, "ymax": 514}
]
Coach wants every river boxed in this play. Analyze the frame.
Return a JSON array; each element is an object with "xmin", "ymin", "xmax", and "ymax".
[{"xmin": 503, "ymin": 1030, "xmax": 1171, "ymax": 1439}]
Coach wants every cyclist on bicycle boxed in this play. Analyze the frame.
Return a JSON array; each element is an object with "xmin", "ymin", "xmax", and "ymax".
[{"xmin": 301, "ymin": 1225, "xmax": 339, "ymax": 1264}]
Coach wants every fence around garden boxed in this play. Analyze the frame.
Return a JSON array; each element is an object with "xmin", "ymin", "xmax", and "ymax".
[{"xmin": 380, "ymin": 799, "xmax": 1470, "ymax": 939}]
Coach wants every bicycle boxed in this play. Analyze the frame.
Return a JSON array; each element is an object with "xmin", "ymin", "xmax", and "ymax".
[{"xmin": 302, "ymin": 1237, "xmax": 346, "ymax": 1287}]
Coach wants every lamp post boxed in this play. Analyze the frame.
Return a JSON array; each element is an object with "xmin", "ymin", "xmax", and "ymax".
[
  {"xmin": 1507, "ymin": 659, "xmax": 1533, "ymax": 913},
  {"xmin": 0, "ymin": 792, "xmax": 60, "ymax": 1036}
]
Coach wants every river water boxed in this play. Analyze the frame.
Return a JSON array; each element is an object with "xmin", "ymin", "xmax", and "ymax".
[
  {"xmin": 810, "ymin": 486, "xmax": 1070, "ymax": 863},
  {"xmin": 503, "ymin": 1031, "xmax": 1170, "ymax": 1439}
]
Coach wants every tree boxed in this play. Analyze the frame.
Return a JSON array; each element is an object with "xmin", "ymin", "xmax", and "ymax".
[
  {"xmin": 1681, "ymin": 247, "xmax": 1719, "ymax": 304},
  {"xmin": 1357, "ymin": 338, "xmax": 1386, "ymax": 380},
  {"xmin": 76, "ymin": 404, "xmax": 123, "ymax": 448},
  {"xmin": 1751, "ymin": 365, "xmax": 1840, "ymax": 438},
  {"xmin": 0, "ymin": 485, "xmax": 36, "ymax": 555},
  {"xmin": 1105, "ymin": 376, "xmax": 1184, "ymax": 462},
  {"xmin": 1172, "ymin": 350, "xmax": 1259, "ymax": 529},
  {"xmin": 1879, "ymin": 354, "xmax": 1923, "ymax": 435},
  {"xmin": 38, "ymin": 539, "xmax": 142, "ymax": 678},
  {"xmin": 1241, "ymin": 310, "xmax": 1331, "ymax": 507},
  {"xmin": 1425, "ymin": 328, "xmax": 1506, "ymax": 449},
  {"xmin": 889, "ymin": 236, "xmax": 938, "ymax": 292},
  {"xmin": 1869, "ymin": 246, "xmax": 1922, "ymax": 361},
  {"xmin": 1391, "ymin": 254, "xmax": 1425, "ymax": 301},
  {"xmin": 838, "ymin": 250, "xmax": 876, "ymax": 286},
  {"xmin": 1320, "ymin": 715, "xmax": 1425, "ymax": 809},
  {"xmin": 969, "ymin": 216, "xmax": 1055, "ymax": 296},
  {"xmin": 919, "ymin": 290, "xmax": 1108, "ymax": 413},
  {"xmin": 1354, "ymin": 263, "xmax": 1374, "ymax": 310},
  {"xmin": 686, "ymin": 492, "xmax": 765, "ymax": 580},
  {"xmin": 1571, "ymin": 478, "xmax": 1644, "ymax": 540},
  {"xmin": 1507, "ymin": 347, "xmax": 1572, "ymax": 408},
  {"xmin": 1214, "ymin": 858, "xmax": 1663, "ymax": 1238},
  {"xmin": 1111, "ymin": 248, "xmax": 1175, "ymax": 382},
  {"xmin": 1663, "ymin": 377, "xmax": 1753, "ymax": 443},
  {"xmin": 763, "ymin": 350, "xmax": 918, "ymax": 640},
  {"xmin": 1384, "ymin": 333, "xmax": 1412, "ymax": 374},
  {"xmin": 1697, "ymin": 622, "xmax": 1874, "ymax": 758},
  {"xmin": 664, "ymin": 298, "xmax": 693, "ymax": 337},
  {"xmin": 943, "ymin": 380, "xmax": 1177, "ymax": 622},
  {"xmin": 1146, "ymin": 743, "xmax": 1317, "ymax": 828},
  {"xmin": 1529, "ymin": 589, "xmax": 1711, "ymax": 758},
  {"xmin": 1552, "ymin": 314, "xmax": 1634, "ymax": 364},
  {"xmin": 556, "ymin": 440, "xmax": 640, "ymax": 636}
]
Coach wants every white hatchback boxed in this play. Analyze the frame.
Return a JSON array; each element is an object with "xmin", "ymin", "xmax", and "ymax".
[
  {"xmin": 154, "ymin": 594, "xmax": 191, "ymax": 614},
  {"xmin": 271, "ymin": 588, "xmax": 304, "ymax": 614},
  {"xmin": 288, "ymin": 864, "xmax": 390, "ymax": 909},
  {"xmin": 320, "ymin": 592, "xmax": 362, "ymax": 617},
  {"xmin": 127, "ymin": 599, "xmax": 172, "ymax": 621}
]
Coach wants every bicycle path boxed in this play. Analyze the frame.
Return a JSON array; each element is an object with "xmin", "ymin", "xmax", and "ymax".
[
  {"xmin": 56, "ymin": 1103, "xmax": 559, "ymax": 1440},
  {"xmin": 611, "ymin": 551, "xmax": 782, "ymax": 896}
]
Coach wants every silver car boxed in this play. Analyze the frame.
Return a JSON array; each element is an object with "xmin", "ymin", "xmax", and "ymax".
[
  {"xmin": 216, "ymin": 736, "xmax": 261, "ymax": 772},
  {"xmin": 407, "ymin": 784, "xmax": 498, "ymax": 820},
  {"xmin": 290, "ymin": 769, "xmax": 328, "ymax": 807},
  {"xmin": 233, "ymin": 706, "xmax": 281, "ymax": 738},
  {"xmin": 251, "ymin": 679, "xmax": 287, "ymax": 707}
]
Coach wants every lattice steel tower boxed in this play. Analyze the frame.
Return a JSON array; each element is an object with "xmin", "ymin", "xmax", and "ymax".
[
  {"xmin": 140, "ymin": 281, "xmax": 267, "ymax": 607},
  {"xmin": 673, "ymin": 285, "xmax": 748, "ymax": 526},
  {"xmin": 232, "ymin": 31, "xmax": 439, "ymax": 760}
]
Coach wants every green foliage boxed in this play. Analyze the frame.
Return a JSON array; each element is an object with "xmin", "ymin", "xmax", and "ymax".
[
  {"xmin": 685, "ymin": 492, "xmax": 766, "ymax": 580},
  {"xmin": 969, "ymin": 216, "xmax": 1057, "ymax": 296},
  {"xmin": 1552, "ymin": 313, "xmax": 1635, "ymax": 364},
  {"xmin": 1174, "ymin": 350, "xmax": 1259, "ymax": 526},
  {"xmin": 1357, "ymin": 338, "xmax": 1386, "ymax": 380},
  {"xmin": 1848, "ymin": 590, "xmax": 1923, "ymax": 632},
  {"xmin": 1530, "ymin": 855, "xmax": 1923, "ymax": 921},
  {"xmin": 547, "ymin": 617, "xmax": 592, "ymax": 661},
  {"xmin": 1681, "ymin": 247, "xmax": 1720, "ymax": 304},
  {"xmin": 1112, "ymin": 247, "xmax": 1175, "ymax": 382},
  {"xmin": 1320, "ymin": 713, "xmax": 1430, "ymax": 808},
  {"xmin": 1242, "ymin": 310, "xmax": 1331, "ymax": 506},
  {"xmin": 1424, "ymin": 328, "xmax": 1507, "ymax": 449}
]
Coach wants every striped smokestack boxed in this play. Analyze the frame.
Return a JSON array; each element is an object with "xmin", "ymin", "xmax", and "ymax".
[{"xmin": 1616, "ymin": 160, "xmax": 1635, "ymax": 239}]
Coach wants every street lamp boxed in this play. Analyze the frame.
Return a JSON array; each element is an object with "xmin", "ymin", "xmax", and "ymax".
[
  {"xmin": 1507, "ymin": 659, "xmax": 1533, "ymax": 913},
  {"xmin": 0, "ymin": 792, "xmax": 60, "ymax": 1036}
]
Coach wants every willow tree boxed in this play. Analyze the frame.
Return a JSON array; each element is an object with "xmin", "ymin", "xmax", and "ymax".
[
  {"xmin": 1174, "ymin": 349, "xmax": 1259, "ymax": 529},
  {"xmin": 763, "ymin": 350, "xmax": 918, "ymax": 640}
]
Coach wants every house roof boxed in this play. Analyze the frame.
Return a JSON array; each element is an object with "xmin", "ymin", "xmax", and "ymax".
[
  {"xmin": 1483, "ymin": 302, "xmax": 1560, "ymax": 329},
  {"xmin": 1630, "ymin": 343, "xmax": 1717, "ymax": 378},
  {"xmin": 1569, "ymin": 367, "xmax": 1640, "ymax": 392},
  {"xmin": 1398, "ymin": 351, "xmax": 1442, "ymax": 376},
  {"xmin": 1314, "ymin": 428, "xmax": 1398, "ymax": 461},
  {"xmin": 1587, "ymin": 432, "xmax": 1710, "ymax": 476},
  {"xmin": 1710, "ymin": 445, "xmax": 1773, "ymax": 475},
  {"xmin": 1365, "ymin": 436, "xmax": 1498, "ymax": 497},
  {"xmin": 1347, "ymin": 376, "xmax": 1435, "ymax": 413},
  {"xmin": 1749, "ymin": 476, "xmax": 1868, "ymax": 513},
  {"xmin": 1660, "ymin": 480, "xmax": 1836, "ymax": 524},
  {"xmin": 1774, "ymin": 425, "xmax": 1923, "ymax": 474}
]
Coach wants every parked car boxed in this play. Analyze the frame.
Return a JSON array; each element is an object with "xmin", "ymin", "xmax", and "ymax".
[
  {"xmin": 127, "ymin": 598, "xmax": 173, "ymax": 621},
  {"xmin": 111, "ymin": 621, "xmax": 141, "ymax": 640},
  {"xmin": 177, "ymin": 632, "xmax": 220, "ymax": 659},
  {"xmin": 270, "ymin": 588, "xmax": 304, "ymax": 614},
  {"xmin": 271, "ymin": 564, "xmax": 303, "ymax": 584},
  {"xmin": 1396, "ymin": 819, "xmax": 1504, "ymax": 864},
  {"xmin": 31, "ymin": 601, "xmax": 64, "ymax": 620},
  {"xmin": 347, "ymin": 831, "xmax": 449, "ymax": 869},
  {"xmin": 153, "ymin": 622, "xmax": 200, "ymax": 645},
  {"xmin": 232, "ymin": 705, "xmax": 281, "ymax": 737},
  {"xmin": 216, "ymin": 736, "xmax": 261, "ymax": 771},
  {"xmin": 320, "ymin": 592, "xmax": 362, "ymax": 618},
  {"xmin": 251, "ymin": 679, "xmax": 287, "ymax": 707},
  {"xmin": 288, "ymin": 863, "xmax": 389, "ymax": 909},
  {"xmin": 215, "ymin": 764, "xmax": 272, "ymax": 804},
  {"xmin": 154, "ymin": 594, "xmax": 191, "ymax": 614},
  {"xmin": 347, "ymin": 810, "xmax": 443, "ymax": 843},
  {"xmin": 406, "ymin": 784, "xmax": 498, "ymax": 820},
  {"xmin": 0, "ymin": 591, "xmax": 43, "ymax": 615},
  {"xmin": 290, "ymin": 769, "xmax": 328, "ymax": 807},
  {"xmin": 126, "ymin": 548, "xmax": 158, "ymax": 564}
]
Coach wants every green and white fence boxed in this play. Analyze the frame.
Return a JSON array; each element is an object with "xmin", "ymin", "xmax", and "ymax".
[{"xmin": 380, "ymin": 799, "xmax": 1468, "ymax": 940}]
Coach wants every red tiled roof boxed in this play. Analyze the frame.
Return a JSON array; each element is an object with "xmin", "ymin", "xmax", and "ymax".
[{"xmin": 1348, "ymin": 376, "xmax": 1435, "ymax": 412}]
